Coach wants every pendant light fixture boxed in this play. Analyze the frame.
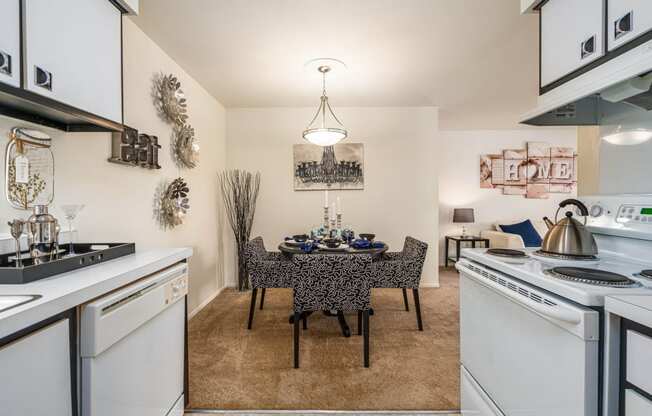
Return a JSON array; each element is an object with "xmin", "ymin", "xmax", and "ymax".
[{"xmin": 303, "ymin": 64, "xmax": 347, "ymax": 146}]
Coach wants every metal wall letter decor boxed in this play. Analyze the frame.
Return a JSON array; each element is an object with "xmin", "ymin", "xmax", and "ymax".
[
  {"xmin": 153, "ymin": 73, "xmax": 188, "ymax": 126},
  {"xmin": 171, "ymin": 124, "xmax": 199, "ymax": 169},
  {"xmin": 109, "ymin": 126, "xmax": 161, "ymax": 169},
  {"xmin": 154, "ymin": 177, "xmax": 190, "ymax": 230}
]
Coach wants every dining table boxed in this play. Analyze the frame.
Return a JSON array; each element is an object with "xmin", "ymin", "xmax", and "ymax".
[{"xmin": 279, "ymin": 239, "xmax": 388, "ymax": 337}]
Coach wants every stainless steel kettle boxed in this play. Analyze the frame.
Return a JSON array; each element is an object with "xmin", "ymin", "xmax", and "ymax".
[{"xmin": 541, "ymin": 199, "xmax": 598, "ymax": 258}]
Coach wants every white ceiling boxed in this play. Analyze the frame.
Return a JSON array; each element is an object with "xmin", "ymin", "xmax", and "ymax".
[{"xmin": 131, "ymin": 0, "xmax": 540, "ymax": 129}]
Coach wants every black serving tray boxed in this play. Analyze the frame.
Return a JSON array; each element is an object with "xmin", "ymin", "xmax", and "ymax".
[{"xmin": 0, "ymin": 243, "xmax": 135, "ymax": 284}]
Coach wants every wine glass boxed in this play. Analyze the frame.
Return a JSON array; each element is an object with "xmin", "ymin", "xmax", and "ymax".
[{"xmin": 61, "ymin": 204, "xmax": 85, "ymax": 257}]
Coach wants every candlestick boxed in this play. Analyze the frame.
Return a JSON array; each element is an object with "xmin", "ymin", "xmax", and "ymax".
[
  {"xmin": 336, "ymin": 213, "xmax": 342, "ymax": 229},
  {"xmin": 324, "ymin": 190, "xmax": 329, "ymax": 208},
  {"xmin": 323, "ymin": 206, "xmax": 330, "ymax": 233},
  {"xmin": 336, "ymin": 196, "xmax": 341, "ymax": 214},
  {"xmin": 331, "ymin": 202, "xmax": 337, "ymax": 221}
]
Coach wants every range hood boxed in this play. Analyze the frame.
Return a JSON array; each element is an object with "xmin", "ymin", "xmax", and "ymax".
[
  {"xmin": 522, "ymin": 73, "xmax": 652, "ymax": 126},
  {"xmin": 521, "ymin": 41, "xmax": 652, "ymax": 127}
]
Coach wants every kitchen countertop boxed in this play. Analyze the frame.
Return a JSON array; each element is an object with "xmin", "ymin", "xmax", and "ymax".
[
  {"xmin": 606, "ymin": 294, "xmax": 652, "ymax": 328},
  {"xmin": 0, "ymin": 247, "xmax": 193, "ymax": 339}
]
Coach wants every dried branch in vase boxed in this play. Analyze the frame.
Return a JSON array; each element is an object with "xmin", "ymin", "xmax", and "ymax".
[{"xmin": 219, "ymin": 170, "xmax": 261, "ymax": 291}]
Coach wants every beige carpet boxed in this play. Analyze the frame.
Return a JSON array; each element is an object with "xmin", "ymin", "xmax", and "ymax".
[{"xmin": 188, "ymin": 269, "xmax": 460, "ymax": 411}]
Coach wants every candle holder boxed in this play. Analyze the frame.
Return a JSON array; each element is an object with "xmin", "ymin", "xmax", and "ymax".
[
  {"xmin": 323, "ymin": 206, "xmax": 330, "ymax": 233},
  {"xmin": 330, "ymin": 218, "xmax": 336, "ymax": 231},
  {"xmin": 336, "ymin": 213, "xmax": 342, "ymax": 230}
]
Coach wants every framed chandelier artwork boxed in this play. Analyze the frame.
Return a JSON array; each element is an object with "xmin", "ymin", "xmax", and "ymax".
[
  {"xmin": 480, "ymin": 142, "xmax": 577, "ymax": 199},
  {"xmin": 293, "ymin": 143, "xmax": 364, "ymax": 191}
]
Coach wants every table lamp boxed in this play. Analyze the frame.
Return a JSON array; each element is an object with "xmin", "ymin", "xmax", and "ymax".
[{"xmin": 453, "ymin": 208, "xmax": 475, "ymax": 239}]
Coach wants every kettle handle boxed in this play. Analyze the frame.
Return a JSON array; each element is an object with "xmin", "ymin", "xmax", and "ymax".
[{"xmin": 554, "ymin": 199, "xmax": 589, "ymax": 224}]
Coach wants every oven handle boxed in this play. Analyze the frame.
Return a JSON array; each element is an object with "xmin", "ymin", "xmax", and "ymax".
[{"xmin": 458, "ymin": 262, "xmax": 582, "ymax": 325}]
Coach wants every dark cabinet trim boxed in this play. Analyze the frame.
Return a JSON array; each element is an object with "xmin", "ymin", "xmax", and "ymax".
[
  {"xmin": 0, "ymin": 308, "xmax": 78, "ymax": 416},
  {"xmin": 538, "ymin": 0, "xmax": 652, "ymax": 95}
]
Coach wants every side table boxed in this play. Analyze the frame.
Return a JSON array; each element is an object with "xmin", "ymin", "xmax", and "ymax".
[{"xmin": 445, "ymin": 235, "xmax": 489, "ymax": 267}]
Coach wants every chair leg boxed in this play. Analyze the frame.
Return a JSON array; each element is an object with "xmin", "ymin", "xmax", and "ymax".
[
  {"xmin": 293, "ymin": 312, "xmax": 300, "ymax": 368},
  {"xmin": 302, "ymin": 314, "xmax": 308, "ymax": 330},
  {"xmin": 413, "ymin": 288, "xmax": 423, "ymax": 331},
  {"xmin": 363, "ymin": 310, "xmax": 370, "ymax": 368},
  {"xmin": 247, "ymin": 288, "xmax": 258, "ymax": 330},
  {"xmin": 259, "ymin": 288, "xmax": 266, "ymax": 310},
  {"xmin": 357, "ymin": 311, "xmax": 362, "ymax": 336},
  {"xmin": 402, "ymin": 288, "xmax": 410, "ymax": 311}
]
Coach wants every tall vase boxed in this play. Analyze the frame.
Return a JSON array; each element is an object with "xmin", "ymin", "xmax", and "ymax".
[{"xmin": 237, "ymin": 243, "xmax": 250, "ymax": 291}]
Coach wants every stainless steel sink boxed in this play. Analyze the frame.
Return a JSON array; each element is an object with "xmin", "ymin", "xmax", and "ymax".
[{"xmin": 0, "ymin": 295, "xmax": 41, "ymax": 313}]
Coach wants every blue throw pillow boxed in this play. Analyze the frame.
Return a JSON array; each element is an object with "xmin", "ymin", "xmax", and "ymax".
[{"xmin": 498, "ymin": 220, "xmax": 542, "ymax": 247}]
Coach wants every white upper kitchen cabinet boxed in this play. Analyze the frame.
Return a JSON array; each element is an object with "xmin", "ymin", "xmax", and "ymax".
[
  {"xmin": 23, "ymin": 0, "xmax": 123, "ymax": 123},
  {"xmin": 0, "ymin": 0, "xmax": 21, "ymax": 88},
  {"xmin": 608, "ymin": 1, "xmax": 652, "ymax": 52},
  {"xmin": 540, "ymin": 0, "xmax": 605, "ymax": 88}
]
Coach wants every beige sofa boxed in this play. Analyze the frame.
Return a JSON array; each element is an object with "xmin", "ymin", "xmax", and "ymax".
[{"xmin": 480, "ymin": 220, "xmax": 548, "ymax": 249}]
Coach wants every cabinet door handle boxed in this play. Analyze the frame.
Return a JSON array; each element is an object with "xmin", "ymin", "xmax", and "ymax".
[
  {"xmin": 0, "ymin": 51, "xmax": 11, "ymax": 76},
  {"xmin": 615, "ymin": 11, "xmax": 633, "ymax": 40},
  {"xmin": 581, "ymin": 35, "xmax": 595, "ymax": 60},
  {"xmin": 34, "ymin": 66, "xmax": 53, "ymax": 91}
]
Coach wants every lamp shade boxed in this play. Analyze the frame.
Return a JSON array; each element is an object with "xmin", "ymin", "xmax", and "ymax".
[{"xmin": 453, "ymin": 208, "xmax": 475, "ymax": 224}]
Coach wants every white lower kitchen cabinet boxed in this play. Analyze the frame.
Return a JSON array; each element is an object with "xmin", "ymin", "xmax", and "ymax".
[
  {"xmin": 0, "ymin": 0, "xmax": 20, "ymax": 87},
  {"xmin": 23, "ymin": 0, "xmax": 123, "ymax": 123},
  {"xmin": 608, "ymin": 1, "xmax": 652, "ymax": 52},
  {"xmin": 540, "ymin": 0, "xmax": 605, "ymax": 88},
  {"xmin": 0, "ymin": 315, "xmax": 74, "ymax": 416}
]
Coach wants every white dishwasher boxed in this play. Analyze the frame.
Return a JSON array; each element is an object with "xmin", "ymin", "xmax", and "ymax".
[{"xmin": 80, "ymin": 262, "xmax": 188, "ymax": 416}]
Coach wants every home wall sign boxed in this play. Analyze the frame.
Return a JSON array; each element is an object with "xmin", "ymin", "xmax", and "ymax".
[
  {"xmin": 480, "ymin": 142, "xmax": 577, "ymax": 199},
  {"xmin": 294, "ymin": 143, "xmax": 364, "ymax": 191}
]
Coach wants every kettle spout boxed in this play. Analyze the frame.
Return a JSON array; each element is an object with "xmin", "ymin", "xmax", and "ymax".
[{"xmin": 543, "ymin": 217, "xmax": 555, "ymax": 230}]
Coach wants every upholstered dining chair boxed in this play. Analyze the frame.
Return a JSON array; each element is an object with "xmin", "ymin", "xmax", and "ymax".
[
  {"xmin": 244, "ymin": 236, "xmax": 296, "ymax": 330},
  {"xmin": 372, "ymin": 236, "xmax": 428, "ymax": 331},
  {"xmin": 291, "ymin": 253, "xmax": 373, "ymax": 368}
]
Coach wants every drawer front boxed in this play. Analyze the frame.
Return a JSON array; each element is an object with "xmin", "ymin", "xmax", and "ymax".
[
  {"xmin": 626, "ymin": 329, "xmax": 652, "ymax": 394},
  {"xmin": 625, "ymin": 389, "xmax": 652, "ymax": 416},
  {"xmin": 608, "ymin": 1, "xmax": 652, "ymax": 52},
  {"xmin": 540, "ymin": 0, "xmax": 605, "ymax": 88}
]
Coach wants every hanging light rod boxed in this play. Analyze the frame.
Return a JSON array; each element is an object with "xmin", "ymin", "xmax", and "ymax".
[{"xmin": 303, "ymin": 59, "xmax": 348, "ymax": 147}]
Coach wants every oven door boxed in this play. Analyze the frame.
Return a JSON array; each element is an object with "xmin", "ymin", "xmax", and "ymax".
[{"xmin": 458, "ymin": 259, "xmax": 600, "ymax": 416}]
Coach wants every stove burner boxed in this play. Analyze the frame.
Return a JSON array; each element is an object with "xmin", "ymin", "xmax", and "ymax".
[
  {"xmin": 534, "ymin": 250, "xmax": 598, "ymax": 261},
  {"xmin": 486, "ymin": 248, "xmax": 527, "ymax": 258},
  {"xmin": 641, "ymin": 270, "xmax": 652, "ymax": 278},
  {"xmin": 545, "ymin": 267, "xmax": 640, "ymax": 287}
]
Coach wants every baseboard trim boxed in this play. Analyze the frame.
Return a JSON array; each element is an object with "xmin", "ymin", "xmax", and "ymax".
[
  {"xmin": 186, "ymin": 410, "xmax": 460, "ymax": 415},
  {"xmin": 189, "ymin": 286, "xmax": 225, "ymax": 320}
]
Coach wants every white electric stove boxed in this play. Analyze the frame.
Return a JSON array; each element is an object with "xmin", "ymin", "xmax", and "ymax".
[{"xmin": 457, "ymin": 194, "xmax": 652, "ymax": 416}]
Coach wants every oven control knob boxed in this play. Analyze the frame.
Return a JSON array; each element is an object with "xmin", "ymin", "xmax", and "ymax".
[{"xmin": 589, "ymin": 204, "xmax": 604, "ymax": 218}]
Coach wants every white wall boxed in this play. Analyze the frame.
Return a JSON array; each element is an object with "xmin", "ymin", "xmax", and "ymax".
[
  {"xmin": 0, "ymin": 18, "xmax": 227, "ymax": 314},
  {"xmin": 438, "ymin": 128, "xmax": 577, "ymax": 263},
  {"xmin": 225, "ymin": 107, "xmax": 440, "ymax": 286}
]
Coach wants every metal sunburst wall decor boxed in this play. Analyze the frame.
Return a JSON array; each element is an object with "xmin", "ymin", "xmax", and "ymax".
[
  {"xmin": 172, "ymin": 124, "xmax": 199, "ymax": 169},
  {"xmin": 153, "ymin": 73, "xmax": 188, "ymax": 126},
  {"xmin": 153, "ymin": 177, "xmax": 190, "ymax": 230}
]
